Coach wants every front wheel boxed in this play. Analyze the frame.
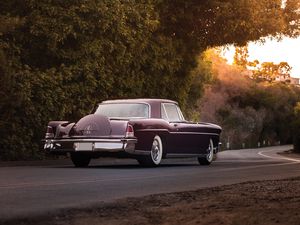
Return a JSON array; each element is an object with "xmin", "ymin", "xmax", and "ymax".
[
  {"xmin": 71, "ymin": 152, "xmax": 91, "ymax": 167},
  {"xmin": 198, "ymin": 139, "xmax": 214, "ymax": 165},
  {"xmin": 137, "ymin": 135, "xmax": 163, "ymax": 167}
]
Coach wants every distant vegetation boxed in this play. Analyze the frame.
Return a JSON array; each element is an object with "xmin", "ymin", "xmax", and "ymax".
[
  {"xmin": 0, "ymin": 0, "xmax": 299, "ymax": 160},
  {"xmin": 199, "ymin": 50, "xmax": 300, "ymax": 150}
]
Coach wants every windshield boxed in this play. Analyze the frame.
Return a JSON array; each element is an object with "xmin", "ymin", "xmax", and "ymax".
[{"xmin": 95, "ymin": 103, "xmax": 150, "ymax": 118}]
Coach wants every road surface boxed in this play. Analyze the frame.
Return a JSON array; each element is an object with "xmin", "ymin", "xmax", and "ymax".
[{"xmin": 0, "ymin": 145, "xmax": 299, "ymax": 220}]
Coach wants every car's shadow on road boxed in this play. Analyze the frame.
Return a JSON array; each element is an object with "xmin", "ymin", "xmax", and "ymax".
[
  {"xmin": 91, "ymin": 163, "xmax": 199, "ymax": 169},
  {"xmin": 51, "ymin": 163, "xmax": 200, "ymax": 169},
  {"xmin": 47, "ymin": 160, "xmax": 272, "ymax": 170}
]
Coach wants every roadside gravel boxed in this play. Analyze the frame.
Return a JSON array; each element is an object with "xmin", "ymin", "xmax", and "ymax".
[{"xmin": 2, "ymin": 177, "xmax": 300, "ymax": 225}]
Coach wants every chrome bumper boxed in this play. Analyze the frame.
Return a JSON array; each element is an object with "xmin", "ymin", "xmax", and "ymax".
[{"xmin": 43, "ymin": 138, "xmax": 137, "ymax": 154}]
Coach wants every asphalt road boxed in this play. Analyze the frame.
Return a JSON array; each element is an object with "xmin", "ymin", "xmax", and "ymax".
[{"xmin": 1, "ymin": 145, "xmax": 300, "ymax": 220}]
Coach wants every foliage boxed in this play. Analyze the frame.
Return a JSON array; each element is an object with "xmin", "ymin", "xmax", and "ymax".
[
  {"xmin": 159, "ymin": 0, "xmax": 300, "ymax": 48},
  {"xmin": 0, "ymin": 0, "xmax": 161, "ymax": 159},
  {"xmin": 0, "ymin": 0, "xmax": 300, "ymax": 160},
  {"xmin": 252, "ymin": 61, "xmax": 292, "ymax": 82},
  {"xmin": 233, "ymin": 45, "xmax": 249, "ymax": 69},
  {"xmin": 293, "ymin": 102, "xmax": 300, "ymax": 152},
  {"xmin": 200, "ymin": 50, "xmax": 300, "ymax": 149},
  {"xmin": 233, "ymin": 44, "xmax": 292, "ymax": 82}
]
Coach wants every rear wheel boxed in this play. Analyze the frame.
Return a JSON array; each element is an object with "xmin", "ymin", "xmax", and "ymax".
[
  {"xmin": 71, "ymin": 152, "xmax": 91, "ymax": 167},
  {"xmin": 137, "ymin": 135, "xmax": 163, "ymax": 167},
  {"xmin": 198, "ymin": 139, "xmax": 214, "ymax": 165}
]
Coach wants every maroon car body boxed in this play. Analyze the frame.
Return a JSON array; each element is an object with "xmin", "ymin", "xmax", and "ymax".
[{"xmin": 43, "ymin": 99, "xmax": 222, "ymax": 167}]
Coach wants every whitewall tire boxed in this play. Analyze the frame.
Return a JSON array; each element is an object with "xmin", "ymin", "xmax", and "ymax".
[
  {"xmin": 198, "ymin": 139, "xmax": 214, "ymax": 165},
  {"xmin": 137, "ymin": 135, "xmax": 163, "ymax": 167}
]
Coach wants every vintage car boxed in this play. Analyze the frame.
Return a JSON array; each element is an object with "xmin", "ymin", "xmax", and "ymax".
[{"xmin": 43, "ymin": 99, "xmax": 222, "ymax": 167}]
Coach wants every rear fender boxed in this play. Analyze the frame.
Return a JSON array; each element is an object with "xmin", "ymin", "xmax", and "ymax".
[
  {"xmin": 55, "ymin": 122, "xmax": 75, "ymax": 138},
  {"xmin": 129, "ymin": 119, "xmax": 170, "ymax": 152},
  {"xmin": 46, "ymin": 121, "xmax": 70, "ymax": 138}
]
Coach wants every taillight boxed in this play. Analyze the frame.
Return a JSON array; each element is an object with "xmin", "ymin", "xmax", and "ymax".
[
  {"xmin": 45, "ymin": 126, "xmax": 54, "ymax": 139},
  {"xmin": 125, "ymin": 124, "xmax": 134, "ymax": 138}
]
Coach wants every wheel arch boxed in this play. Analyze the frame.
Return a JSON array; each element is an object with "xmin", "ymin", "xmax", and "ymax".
[{"xmin": 211, "ymin": 135, "xmax": 220, "ymax": 152}]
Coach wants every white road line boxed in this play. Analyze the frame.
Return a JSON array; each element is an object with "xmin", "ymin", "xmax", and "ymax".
[
  {"xmin": 258, "ymin": 149, "xmax": 300, "ymax": 163},
  {"xmin": 215, "ymin": 161, "xmax": 299, "ymax": 174}
]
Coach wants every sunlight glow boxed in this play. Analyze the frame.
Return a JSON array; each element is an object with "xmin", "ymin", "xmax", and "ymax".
[{"xmin": 222, "ymin": 37, "xmax": 300, "ymax": 78}]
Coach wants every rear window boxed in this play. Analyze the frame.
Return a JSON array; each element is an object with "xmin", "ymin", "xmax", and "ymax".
[{"xmin": 95, "ymin": 103, "xmax": 149, "ymax": 118}]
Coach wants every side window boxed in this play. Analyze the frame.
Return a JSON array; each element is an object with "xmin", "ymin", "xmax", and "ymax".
[
  {"xmin": 161, "ymin": 104, "xmax": 168, "ymax": 120},
  {"xmin": 162, "ymin": 103, "xmax": 183, "ymax": 121}
]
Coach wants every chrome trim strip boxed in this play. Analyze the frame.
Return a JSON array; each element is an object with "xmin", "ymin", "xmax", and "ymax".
[
  {"xmin": 169, "ymin": 132, "xmax": 219, "ymax": 136},
  {"xmin": 166, "ymin": 153, "xmax": 207, "ymax": 158},
  {"xmin": 48, "ymin": 138, "xmax": 137, "ymax": 143},
  {"xmin": 45, "ymin": 138, "xmax": 135, "ymax": 152},
  {"xmin": 130, "ymin": 150, "xmax": 150, "ymax": 155},
  {"xmin": 136, "ymin": 129, "xmax": 169, "ymax": 132}
]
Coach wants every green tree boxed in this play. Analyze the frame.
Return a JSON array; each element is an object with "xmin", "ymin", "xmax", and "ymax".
[
  {"xmin": 0, "ymin": 0, "xmax": 161, "ymax": 159},
  {"xmin": 0, "ymin": 0, "xmax": 300, "ymax": 160}
]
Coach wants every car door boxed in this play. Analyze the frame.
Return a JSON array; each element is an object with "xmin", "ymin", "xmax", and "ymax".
[{"xmin": 161, "ymin": 103, "xmax": 208, "ymax": 154}]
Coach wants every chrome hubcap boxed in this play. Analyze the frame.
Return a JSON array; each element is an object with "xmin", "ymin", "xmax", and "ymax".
[
  {"xmin": 151, "ymin": 140, "xmax": 160, "ymax": 162},
  {"xmin": 207, "ymin": 140, "xmax": 214, "ymax": 162}
]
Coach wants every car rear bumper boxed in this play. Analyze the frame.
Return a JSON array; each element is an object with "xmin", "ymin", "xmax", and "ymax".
[{"xmin": 43, "ymin": 138, "xmax": 140, "ymax": 155}]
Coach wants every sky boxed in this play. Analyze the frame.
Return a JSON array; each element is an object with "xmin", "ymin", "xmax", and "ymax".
[{"xmin": 223, "ymin": 37, "xmax": 300, "ymax": 78}]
